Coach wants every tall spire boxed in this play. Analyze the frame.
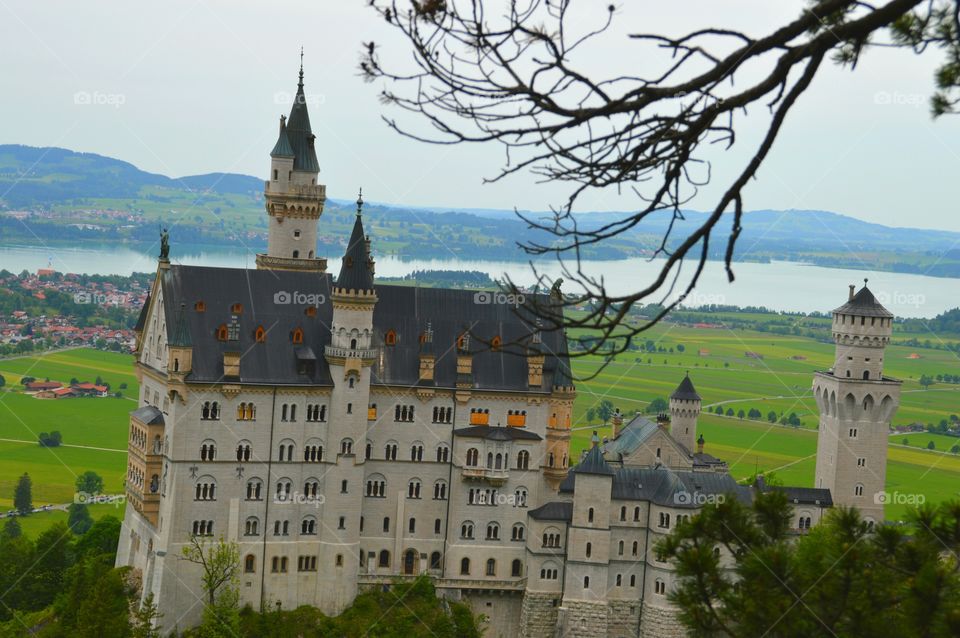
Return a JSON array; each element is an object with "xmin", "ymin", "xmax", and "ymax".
[
  {"xmin": 298, "ymin": 46, "xmax": 304, "ymax": 88},
  {"xmin": 356, "ymin": 187, "xmax": 364, "ymax": 216},
  {"xmin": 286, "ymin": 50, "xmax": 319, "ymax": 173}
]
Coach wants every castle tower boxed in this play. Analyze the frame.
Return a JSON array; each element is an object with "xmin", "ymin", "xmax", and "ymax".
[
  {"xmin": 669, "ymin": 373, "xmax": 701, "ymax": 454},
  {"xmin": 256, "ymin": 54, "xmax": 328, "ymax": 272},
  {"xmin": 814, "ymin": 281, "xmax": 901, "ymax": 523},
  {"xmin": 317, "ymin": 190, "xmax": 378, "ymax": 613}
]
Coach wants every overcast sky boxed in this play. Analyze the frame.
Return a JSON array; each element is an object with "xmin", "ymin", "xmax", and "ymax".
[{"xmin": 2, "ymin": 0, "xmax": 958, "ymax": 231}]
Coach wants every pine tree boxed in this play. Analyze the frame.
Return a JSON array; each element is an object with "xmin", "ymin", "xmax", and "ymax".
[
  {"xmin": 131, "ymin": 592, "xmax": 162, "ymax": 638},
  {"xmin": 13, "ymin": 473, "xmax": 31, "ymax": 515}
]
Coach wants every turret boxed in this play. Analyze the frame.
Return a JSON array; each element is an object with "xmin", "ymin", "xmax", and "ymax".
[
  {"xmin": 257, "ymin": 55, "xmax": 328, "ymax": 272},
  {"xmin": 829, "ymin": 279, "xmax": 893, "ymax": 381},
  {"xmin": 669, "ymin": 373, "xmax": 701, "ymax": 453}
]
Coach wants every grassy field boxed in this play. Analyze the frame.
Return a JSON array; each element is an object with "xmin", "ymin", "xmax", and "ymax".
[
  {"xmin": 0, "ymin": 349, "xmax": 136, "ymax": 509},
  {"xmin": 5, "ymin": 502, "xmax": 122, "ymax": 538},
  {"xmin": 568, "ymin": 321, "xmax": 960, "ymax": 520}
]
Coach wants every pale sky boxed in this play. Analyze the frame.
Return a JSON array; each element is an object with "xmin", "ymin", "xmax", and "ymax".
[{"xmin": 2, "ymin": 0, "xmax": 958, "ymax": 231}]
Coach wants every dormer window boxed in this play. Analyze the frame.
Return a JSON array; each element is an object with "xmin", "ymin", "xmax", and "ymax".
[
  {"xmin": 231, "ymin": 303, "xmax": 243, "ymax": 314},
  {"xmin": 291, "ymin": 327, "xmax": 304, "ymax": 344},
  {"xmin": 255, "ymin": 326, "xmax": 266, "ymax": 343},
  {"xmin": 491, "ymin": 335, "xmax": 502, "ymax": 351},
  {"xmin": 305, "ymin": 306, "xmax": 317, "ymax": 317},
  {"xmin": 195, "ymin": 301, "xmax": 205, "ymax": 312},
  {"xmin": 216, "ymin": 324, "xmax": 228, "ymax": 341},
  {"xmin": 457, "ymin": 334, "xmax": 466, "ymax": 350},
  {"xmin": 385, "ymin": 330, "xmax": 397, "ymax": 346}
]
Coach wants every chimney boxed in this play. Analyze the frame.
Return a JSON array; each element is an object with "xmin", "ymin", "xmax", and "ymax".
[
  {"xmin": 848, "ymin": 284, "xmax": 855, "ymax": 301},
  {"xmin": 590, "ymin": 431, "xmax": 600, "ymax": 448},
  {"xmin": 612, "ymin": 408, "xmax": 624, "ymax": 438},
  {"xmin": 656, "ymin": 412, "xmax": 670, "ymax": 429},
  {"xmin": 697, "ymin": 434, "xmax": 705, "ymax": 454}
]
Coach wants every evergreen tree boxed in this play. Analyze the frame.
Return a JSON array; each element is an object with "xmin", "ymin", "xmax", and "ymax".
[
  {"xmin": 131, "ymin": 592, "xmax": 163, "ymax": 638},
  {"xmin": 0, "ymin": 519, "xmax": 21, "ymax": 540},
  {"xmin": 67, "ymin": 503, "xmax": 94, "ymax": 535},
  {"xmin": 13, "ymin": 473, "xmax": 31, "ymax": 515}
]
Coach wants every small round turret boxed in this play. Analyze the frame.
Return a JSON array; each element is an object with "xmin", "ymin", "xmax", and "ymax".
[{"xmin": 830, "ymin": 280, "xmax": 893, "ymax": 380}]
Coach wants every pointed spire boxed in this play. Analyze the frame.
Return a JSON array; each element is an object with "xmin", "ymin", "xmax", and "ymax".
[
  {"xmin": 285, "ymin": 51, "xmax": 319, "ymax": 173},
  {"xmin": 298, "ymin": 46, "xmax": 304, "ymax": 88},
  {"xmin": 356, "ymin": 187, "xmax": 364, "ymax": 216},
  {"xmin": 336, "ymin": 196, "xmax": 375, "ymax": 293},
  {"xmin": 671, "ymin": 372, "xmax": 701, "ymax": 401}
]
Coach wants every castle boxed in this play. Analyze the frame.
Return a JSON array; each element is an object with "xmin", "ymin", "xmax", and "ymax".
[{"xmin": 115, "ymin": 65, "xmax": 901, "ymax": 637}]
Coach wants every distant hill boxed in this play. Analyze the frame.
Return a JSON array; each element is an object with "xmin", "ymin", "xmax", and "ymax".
[{"xmin": 1, "ymin": 144, "xmax": 959, "ymax": 276}]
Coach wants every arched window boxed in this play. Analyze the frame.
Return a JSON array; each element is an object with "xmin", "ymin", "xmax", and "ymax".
[
  {"xmin": 517, "ymin": 450, "xmax": 530, "ymax": 470},
  {"xmin": 486, "ymin": 522, "xmax": 500, "ymax": 540},
  {"xmin": 586, "ymin": 542, "xmax": 592, "ymax": 558},
  {"xmin": 583, "ymin": 576, "xmax": 590, "ymax": 589},
  {"xmin": 291, "ymin": 327, "xmax": 303, "ymax": 344},
  {"xmin": 340, "ymin": 438, "xmax": 353, "ymax": 455},
  {"xmin": 194, "ymin": 300, "xmax": 205, "ymax": 312},
  {"xmin": 385, "ymin": 329, "xmax": 397, "ymax": 346},
  {"xmin": 301, "ymin": 516, "xmax": 317, "ymax": 535},
  {"xmin": 245, "ymin": 479, "xmax": 262, "ymax": 501},
  {"xmin": 379, "ymin": 550, "xmax": 390, "ymax": 567},
  {"xmin": 350, "ymin": 337, "xmax": 358, "ymax": 349},
  {"xmin": 244, "ymin": 517, "xmax": 259, "ymax": 536},
  {"xmin": 216, "ymin": 324, "xmax": 228, "ymax": 341},
  {"xmin": 491, "ymin": 335, "xmax": 502, "ymax": 351},
  {"xmin": 511, "ymin": 523, "xmax": 525, "ymax": 541},
  {"xmin": 588, "ymin": 507, "xmax": 594, "ymax": 523},
  {"xmin": 466, "ymin": 448, "xmax": 479, "ymax": 466},
  {"xmin": 430, "ymin": 551, "xmax": 442, "ymax": 570},
  {"xmin": 460, "ymin": 557, "xmax": 471, "ymax": 575},
  {"xmin": 511, "ymin": 559, "xmax": 522, "ymax": 577},
  {"xmin": 461, "ymin": 521, "xmax": 474, "ymax": 539},
  {"xmin": 244, "ymin": 554, "xmax": 255, "ymax": 573},
  {"xmin": 486, "ymin": 558, "xmax": 496, "ymax": 576}
]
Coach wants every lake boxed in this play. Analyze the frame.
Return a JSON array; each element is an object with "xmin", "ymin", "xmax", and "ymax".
[{"xmin": 0, "ymin": 242, "xmax": 955, "ymax": 318}]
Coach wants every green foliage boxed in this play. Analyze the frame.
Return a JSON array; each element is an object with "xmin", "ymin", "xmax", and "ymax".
[
  {"xmin": 72, "ymin": 516, "xmax": 121, "ymax": 560},
  {"xmin": 130, "ymin": 593, "xmax": 162, "ymax": 638},
  {"xmin": 1, "ymin": 519, "xmax": 21, "ymax": 540},
  {"xmin": 596, "ymin": 399, "xmax": 616, "ymax": 423},
  {"xmin": 661, "ymin": 495, "xmax": 960, "ymax": 637},
  {"xmin": 646, "ymin": 397, "xmax": 668, "ymax": 414},
  {"xmin": 14, "ymin": 473, "xmax": 32, "ymax": 514},
  {"xmin": 74, "ymin": 471, "xmax": 104, "ymax": 496},
  {"xmin": 67, "ymin": 503, "xmax": 93, "ymax": 535}
]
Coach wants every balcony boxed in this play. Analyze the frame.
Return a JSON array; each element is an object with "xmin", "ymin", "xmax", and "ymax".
[
  {"xmin": 461, "ymin": 467, "xmax": 509, "ymax": 486},
  {"xmin": 324, "ymin": 345, "xmax": 379, "ymax": 360},
  {"xmin": 263, "ymin": 181, "xmax": 327, "ymax": 199},
  {"xmin": 255, "ymin": 253, "xmax": 327, "ymax": 272},
  {"xmin": 357, "ymin": 574, "xmax": 525, "ymax": 593}
]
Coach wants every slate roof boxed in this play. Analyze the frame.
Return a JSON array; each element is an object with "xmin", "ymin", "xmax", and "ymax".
[
  {"xmin": 169, "ymin": 303, "xmax": 192, "ymax": 347},
  {"xmin": 270, "ymin": 123, "xmax": 295, "ymax": 158},
  {"xmin": 561, "ymin": 465, "xmax": 751, "ymax": 509},
  {"xmin": 156, "ymin": 264, "xmax": 572, "ymax": 391},
  {"xmin": 285, "ymin": 70, "xmax": 320, "ymax": 173},
  {"xmin": 336, "ymin": 211, "xmax": 374, "ymax": 292},
  {"xmin": 130, "ymin": 405, "xmax": 165, "ymax": 426},
  {"xmin": 528, "ymin": 501, "xmax": 573, "ymax": 522},
  {"xmin": 573, "ymin": 444, "xmax": 615, "ymax": 476},
  {"xmin": 453, "ymin": 426, "xmax": 542, "ymax": 441},
  {"xmin": 134, "ymin": 292, "xmax": 151, "ymax": 332},
  {"xmin": 602, "ymin": 414, "xmax": 661, "ymax": 457},
  {"xmin": 671, "ymin": 374, "xmax": 700, "ymax": 401},
  {"xmin": 755, "ymin": 476, "xmax": 833, "ymax": 506},
  {"xmin": 833, "ymin": 284, "xmax": 893, "ymax": 318}
]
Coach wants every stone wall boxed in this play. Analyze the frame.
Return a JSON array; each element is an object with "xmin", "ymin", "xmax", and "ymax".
[
  {"xmin": 607, "ymin": 600, "xmax": 641, "ymax": 638},
  {"xmin": 462, "ymin": 592, "xmax": 523, "ymax": 638},
  {"xmin": 639, "ymin": 602, "xmax": 687, "ymax": 638},
  {"xmin": 560, "ymin": 600, "xmax": 608, "ymax": 637},
  {"xmin": 520, "ymin": 592, "xmax": 560, "ymax": 638}
]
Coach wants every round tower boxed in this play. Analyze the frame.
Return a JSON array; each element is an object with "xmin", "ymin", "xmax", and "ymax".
[
  {"xmin": 256, "ymin": 55, "xmax": 328, "ymax": 272},
  {"xmin": 814, "ymin": 281, "xmax": 901, "ymax": 524},
  {"xmin": 669, "ymin": 373, "xmax": 701, "ymax": 454}
]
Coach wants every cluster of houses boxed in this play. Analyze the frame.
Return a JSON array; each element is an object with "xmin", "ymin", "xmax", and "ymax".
[{"xmin": 24, "ymin": 380, "xmax": 111, "ymax": 399}]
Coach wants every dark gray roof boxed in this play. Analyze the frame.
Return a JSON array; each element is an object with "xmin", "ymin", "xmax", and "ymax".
[
  {"xmin": 169, "ymin": 303, "xmax": 191, "ymax": 347},
  {"xmin": 603, "ymin": 413, "xmax": 662, "ymax": 457},
  {"xmin": 134, "ymin": 292, "xmax": 151, "ymax": 332},
  {"xmin": 671, "ymin": 374, "xmax": 700, "ymax": 401},
  {"xmin": 562, "ymin": 465, "xmax": 750, "ymax": 509},
  {"xmin": 335, "ymin": 213, "xmax": 374, "ymax": 292},
  {"xmin": 573, "ymin": 445, "xmax": 615, "ymax": 476},
  {"xmin": 130, "ymin": 405, "xmax": 164, "ymax": 425},
  {"xmin": 755, "ymin": 476, "xmax": 833, "ymax": 506},
  {"xmin": 285, "ymin": 72, "xmax": 320, "ymax": 173},
  {"xmin": 528, "ymin": 501, "xmax": 573, "ymax": 522},
  {"xmin": 833, "ymin": 285, "xmax": 893, "ymax": 318},
  {"xmin": 453, "ymin": 426, "xmax": 542, "ymax": 441},
  {"xmin": 270, "ymin": 123, "xmax": 295, "ymax": 158},
  {"xmin": 157, "ymin": 265, "xmax": 571, "ymax": 391}
]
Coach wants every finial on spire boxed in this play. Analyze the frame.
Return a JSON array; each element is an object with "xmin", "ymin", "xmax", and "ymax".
[
  {"xmin": 298, "ymin": 47, "xmax": 304, "ymax": 87},
  {"xmin": 356, "ymin": 188, "xmax": 364, "ymax": 216},
  {"xmin": 864, "ymin": 277, "xmax": 868, "ymax": 287}
]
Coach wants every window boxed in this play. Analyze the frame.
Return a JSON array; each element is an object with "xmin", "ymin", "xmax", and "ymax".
[
  {"xmin": 303, "ymin": 479, "xmax": 320, "ymax": 498},
  {"xmin": 385, "ymin": 329, "xmax": 397, "ymax": 346},
  {"xmin": 199, "ymin": 441, "xmax": 216, "ymax": 461},
  {"xmin": 366, "ymin": 476, "xmax": 386, "ymax": 497},
  {"xmin": 298, "ymin": 556, "xmax": 317, "ymax": 572},
  {"xmin": 430, "ymin": 551, "xmax": 442, "ymax": 569},
  {"xmin": 655, "ymin": 579, "xmax": 666, "ymax": 595},
  {"xmin": 383, "ymin": 517, "xmax": 390, "ymax": 533},
  {"xmin": 338, "ymin": 516, "xmax": 345, "ymax": 530},
  {"xmin": 273, "ymin": 520, "xmax": 289, "ymax": 536},
  {"xmin": 200, "ymin": 401, "xmax": 220, "ymax": 421},
  {"xmin": 849, "ymin": 428, "xmax": 858, "ymax": 438},
  {"xmin": 340, "ymin": 438, "xmax": 353, "ymax": 455},
  {"xmin": 486, "ymin": 558, "xmax": 496, "ymax": 576},
  {"xmin": 244, "ymin": 554, "xmax": 255, "ymax": 573},
  {"xmin": 407, "ymin": 480, "xmax": 422, "ymax": 499},
  {"xmin": 632, "ymin": 541, "xmax": 639, "ymax": 556},
  {"xmin": 511, "ymin": 523, "xmax": 525, "ymax": 541},
  {"xmin": 630, "ymin": 574, "xmax": 637, "ymax": 587},
  {"xmin": 616, "ymin": 574, "xmax": 622, "ymax": 586},
  {"xmin": 486, "ymin": 522, "xmax": 500, "ymax": 540},
  {"xmin": 246, "ymin": 479, "xmax": 263, "ymax": 501},
  {"xmin": 620, "ymin": 506, "xmax": 627, "ymax": 521},
  {"xmin": 410, "ymin": 444, "xmax": 424, "ymax": 462},
  {"xmin": 514, "ymin": 488, "xmax": 528, "ymax": 507},
  {"xmin": 216, "ymin": 324, "xmax": 228, "ymax": 341},
  {"xmin": 618, "ymin": 540, "xmax": 624, "ymax": 556},
  {"xmin": 540, "ymin": 566, "xmax": 559, "ymax": 580},
  {"xmin": 857, "ymin": 457, "xmax": 866, "ymax": 467},
  {"xmin": 436, "ymin": 444, "xmax": 450, "ymax": 462},
  {"xmin": 306, "ymin": 404, "xmax": 326, "ymax": 422},
  {"xmin": 385, "ymin": 442, "xmax": 398, "ymax": 460},
  {"xmin": 517, "ymin": 450, "xmax": 530, "ymax": 470},
  {"xmin": 659, "ymin": 512, "xmax": 671, "ymax": 529},
  {"xmin": 304, "ymin": 443, "xmax": 323, "ymax": 462},
  {"xmin": 511, "ymin": 559, "xmax": 522, "ymax": 577},
  {"xmin": 585, "ymin": 542, "xmax": 592, "ymax": 558},
  {"xmin": 583, "ymin": 576, "xmax": 590, "ymax": 589},
  {"xmin": 461, "ymin": 557, "xmax": 471, "ymax": 575},
  {"xmin": 291, "ymin": 327, "xmax": 304, "ymax": 344},
  {"xmin": 394, "ymin": 404, "xmax": 415, "ymax": 422},
  {"xmin": 275, "ymin": 480, "xmax": 292, "ymax": 501},
  {"xmin": 254, "ymin": 326, "xmax": 266, "ymax": 343},
  {"xmin": 588, "ymin": 507, "xmax": 594, "ymax": 523},
  {"xmin": 301, "ymin": 517, "xmax": 317, "ymax": 535},
  {"xmin": 341, "ymin": 479, "xmax": 348, "ymax": 494},
  {"xmin": 634, "ymin": 507, "xmax": 641, "ymax": 522},
  {"xmin": 244, "ymin": 517, "xmax": 259, "ymax": 536},
  {"xmin": 461, "ymin": 522, "xmax": 474, "ymax": 539},
  {"xmin": 191, "ymin": 520, "xmax": 214, "ymax": 537},
  {"xmin": 432, "ymin": 407, "xmax": 453, "ymax": 424},
  {"xmin": 433, "ymin": 480, "xmax": 447, "ymax": 500},
  {"xmin": 195, "ymin": 300, "xmax": 205, "ymax": 312},
  {"xmin": 379, "ymin": 550, "xmax": 390, "ymax": 568},
  {"xmin": 466, "ymin": 448, "xmax": 479, "ymax": 466},
  {"xmin": 194, "ymin": 480, "xmax": 216, "ymax": 501},
  {"xmin": 855, "ymin": 484, "xmax": 864, "ymax": 496},
  {"xmin": 434, "ymin": 518, "xmax": 442, "ymax": 534}
]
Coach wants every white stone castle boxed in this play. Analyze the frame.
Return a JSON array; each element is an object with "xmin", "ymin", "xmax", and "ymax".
[{"xmin": 116, "ymin": 65, "xmax": 901, "ymax": 637}]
